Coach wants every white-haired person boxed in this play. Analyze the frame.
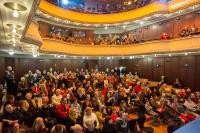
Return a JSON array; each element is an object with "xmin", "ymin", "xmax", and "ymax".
[{"xmin": 83, "ymin": 107, "xmax": 99, "ymax": 133}]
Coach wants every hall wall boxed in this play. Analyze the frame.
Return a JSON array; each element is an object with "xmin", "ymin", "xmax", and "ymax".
[{"xmin": 0, "ymin": 55, "xmax": 199, "ymax": 90}]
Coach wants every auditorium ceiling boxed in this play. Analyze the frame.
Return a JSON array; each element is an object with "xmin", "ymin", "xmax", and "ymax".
[{"xmin": 0, "ymin": 0, "xmax": 200, "ymax": 58}]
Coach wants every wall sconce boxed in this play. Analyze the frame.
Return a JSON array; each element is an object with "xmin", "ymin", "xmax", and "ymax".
[
  {"xmin": 184, "ymin": 64, "xmax": 189, "ymax": 67},
  {"xmin": 156, "ymin": 64, "xmax": 160, "ymax": 68}
]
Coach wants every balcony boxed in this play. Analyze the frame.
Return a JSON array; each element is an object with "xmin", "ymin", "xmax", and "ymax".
[{"xmin": 39, "ymin": 35, "xmax": 200, "ymax": 56}]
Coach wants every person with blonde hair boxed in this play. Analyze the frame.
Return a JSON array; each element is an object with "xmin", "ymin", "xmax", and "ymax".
[
  {"xmin": 51, "ymin": 89, "xmax": 63, "ymax": 106},
  {"xmin": 83, "ymin": 107, "xmax": 99, "ymax": 132},
  {"xmin": 32, "ymin": 117, "xmax": 47, "ymax": 133}
]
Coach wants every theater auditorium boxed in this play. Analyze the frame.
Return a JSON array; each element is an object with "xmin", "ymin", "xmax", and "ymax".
[{"xmin": 0, "ymin": 0, "xmax": 200, "ymax": 133}]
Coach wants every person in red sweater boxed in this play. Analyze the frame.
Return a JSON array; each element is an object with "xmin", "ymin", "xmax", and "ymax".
[
  {"xmin": 134, "ymin": 81, "xmax": 142, "ymax": 94},
  {"xmin": 111, "ymin": 108, "xmax": 118, "ymax": 123},
  {"xmin": 32, "ymin": 83, "xmax": 41, "ymax": 96},
  {"xmin": 56, "ymin": 97, "xmax": 70, "ymax": 125},
  {"xmin": 161, "ymin": 33, "xmax": 169, "ymax": 40}
]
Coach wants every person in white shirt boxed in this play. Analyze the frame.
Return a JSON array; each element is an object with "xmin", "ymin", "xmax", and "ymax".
[{"xmin": 83, "ymin": 107, "xmax": 99, "ymax": 132}]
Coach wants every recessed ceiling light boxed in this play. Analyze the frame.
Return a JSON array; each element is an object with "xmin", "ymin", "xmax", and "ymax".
[
  {"xmin": 33, "ymin": 54, "xmax": 37, "ymax": 58},
  {"xmin": 13, "ymin": 11, "xmax": 19, "ymax": 18},
  {"xmin": 12, "ymin": 28, "xmax": 16, "ymax": 33},
  {"xmin": 8, "ymin": 51, "xmax": 14, "ymax": 55},
  {"xmin": 107, "ymin": 57, "xmax": 111, "ymax": 60}
]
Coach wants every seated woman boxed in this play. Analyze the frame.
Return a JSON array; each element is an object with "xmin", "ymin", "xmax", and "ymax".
[
  {"xmin": 51, "ymin": 89, "xmax": 63, "ymax": 106},
  {"xmin": 83, "ymin": 107, "xmax": 99, "ymax": 133},
  {"xmin": 65, "ymin": 108, "xmax": 80, "ymax": 132},
  {"xmin": 32, "ymin": 117, "xmax": 47, "ymax": 133}
]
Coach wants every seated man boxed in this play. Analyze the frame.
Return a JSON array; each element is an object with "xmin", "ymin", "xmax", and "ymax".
[
  {"xmin": 145, "ymin": 100, "xmax": 159, "ymax": 126},
  {"xmin": 0, "ymin": 104, "xmax": 23, "ymax": 133}
]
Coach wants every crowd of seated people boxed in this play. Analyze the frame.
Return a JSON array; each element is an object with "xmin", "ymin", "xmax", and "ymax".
[
  {"xmin": 44, "ymin": 25, "xmax": 200, "ymax": 46},
  {"xmin": 180, "ymin": 25, "xmax": 199, "ymax": 37},
  {"xmin": 1, "ymin": 65, "xmax": 200, "ymax": 133},
  {"xmin": 48, "ymin": 0, "xmax": 155, "ymax": 14},
  {"xmin": 46, "ymin": 31, "xmax": 89, "ymax": 44},
  {"xmin": 94, "ymin": 33, "xmax": 137, "ymax": 45}
]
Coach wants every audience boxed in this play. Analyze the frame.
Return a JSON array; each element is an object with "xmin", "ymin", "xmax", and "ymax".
[
  {"xmin": 0, "ymin": 66, "xmax": 200, "ymax": 133},
  {"xmin": 46, "ymin": 24, "xmax": 200, "ymax": 46}
]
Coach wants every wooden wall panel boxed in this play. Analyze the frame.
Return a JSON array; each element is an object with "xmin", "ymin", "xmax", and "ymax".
[
  {"xmin": 132, "ymin": 59, "xmax": 143, "ymax": 77},
  {"xmin": 152, "ymin": 58, "xmax": 164, "ymax": 81},
  {"xmin": 143, "ymin": 58, "xmax": 153, "ymax": 80},
  {"xmin": 164, "ymin": 57, "xmax": 180, "ymax": 84},
  {"xmin": 179, "ymin": 56, "xmax": 195, "ymax": 88},
  {"xmin": 195, "ymin": 55, "xmax": 200, "ymax": 90},
  {"xmin": 1, "ymin": 55, "xmax": 200, "ymax": 89},
  {"xmin": 0, "ymin": 57, "xmax": 5, "ymax": 83}
]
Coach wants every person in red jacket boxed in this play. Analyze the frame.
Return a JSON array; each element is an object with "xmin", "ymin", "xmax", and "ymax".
[
  {"xmin": 56, "ymin": 97, "xmax": 70, "ymax": 125},
  {"xmin": 134, "ymin": 81, "xmax": 142, "ymax": 94},
  {"xmin": 32, "ymin": 83, "xmax": 41, "ymax": 96}
]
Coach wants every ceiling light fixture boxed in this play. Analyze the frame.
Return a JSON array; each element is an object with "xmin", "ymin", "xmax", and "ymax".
[
  {"xmin": 140, "ymin": 21, "xmax": 144, "ymax": 25},
  {"xmin": 107, "ymin": 57, "xmax": 111, "ymax": 60},
  {"xmin": 33, "ymin": 54, "xmax": 37, "ymax": 58},
  {"xmin": 13, "ymin": 10, "xmax": 19, "ymax": 18},
  {"xmin": 12, "ymin": 28, "xmax": 16, "ymax": 33},
  {"xmin": 105, "ymin": 26, "xmax": 108, "ymax": 30},
  {"xmin": 184, "ymin": 52, "xmax": 188, "ymax": 56},
  {"xmin": 8, "ymin": 51, "xmax": 15, "ymax": 55}
]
